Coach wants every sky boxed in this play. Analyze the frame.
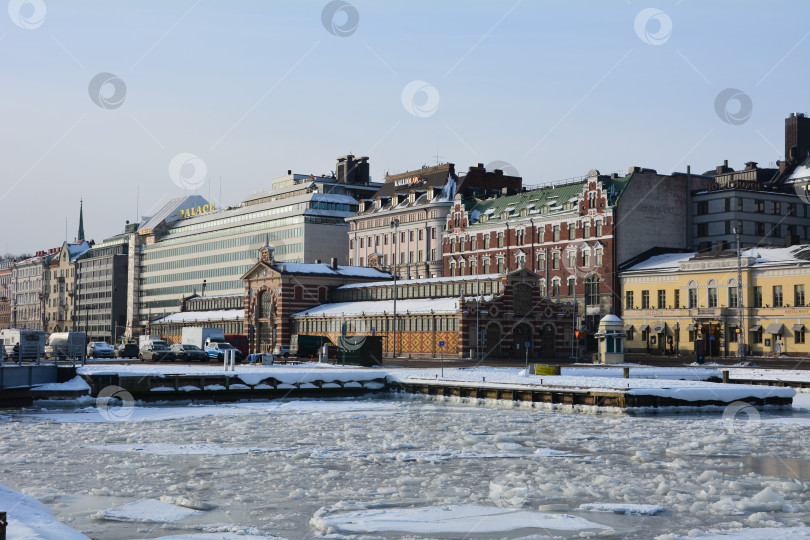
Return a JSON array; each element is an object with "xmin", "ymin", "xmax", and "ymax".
[{"xmin": 1, "ymin": 0, "xmax": 808, "ymax": 254}]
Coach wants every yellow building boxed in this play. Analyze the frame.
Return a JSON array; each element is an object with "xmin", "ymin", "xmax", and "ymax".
[{"xmin": 620, "ymin": 245, "xmax": 809, "ymax": 359}]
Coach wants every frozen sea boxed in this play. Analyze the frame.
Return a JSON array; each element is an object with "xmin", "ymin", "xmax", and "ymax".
[{"xmin": 1, "ymin": 393, "xmax": 810, "ymax": 539}]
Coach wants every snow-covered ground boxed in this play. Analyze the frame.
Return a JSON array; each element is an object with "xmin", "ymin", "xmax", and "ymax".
[{"xmin": 2, "ymin": 391, "xmax": 810, "ymax": 539}]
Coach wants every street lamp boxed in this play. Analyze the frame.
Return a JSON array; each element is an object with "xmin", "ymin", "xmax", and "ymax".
[{"xmin": 390, "ymin": 218, "xmax": 400, "ymax": 358}]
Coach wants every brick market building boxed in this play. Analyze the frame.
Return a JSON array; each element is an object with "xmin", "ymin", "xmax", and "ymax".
[
  {"xmin": 290, "ymin": 269, "xmax": 574, "ymax": 360},
  {"xmin": 346, "ymin": 162, "xmax": 521, "ymax": 279},
  {"xmin": 241, "ymin": 244, "xmax": 392, "ymax": 354},
  {"xmin": 443, "ymin": 167, "xmax": 714, "ymax": 351}
]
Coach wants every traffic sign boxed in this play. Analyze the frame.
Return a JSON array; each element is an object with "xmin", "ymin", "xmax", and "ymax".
[
  {"xmin": 438, "ymin": 340, "xmax": 445, "ymax": 348},
  {"xmin": 525, "ymin": 341, "xmax": 530, "ymax": 348}
]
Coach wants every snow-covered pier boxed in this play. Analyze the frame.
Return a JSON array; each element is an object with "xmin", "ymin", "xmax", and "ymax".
[
  {"xmin": 35, "ymin": 363, "xmax": 796, "ymax": 412},
  {"xmin": 388, "ymin": 367, "xmax": 796, "ymax": 411}
]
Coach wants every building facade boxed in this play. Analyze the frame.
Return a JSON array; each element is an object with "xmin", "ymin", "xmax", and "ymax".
[
  {"xmin": 442, "ymin": 167, "xmax": 713, "ymax": 349},
  {"xmin": 346, "ymin": 162, "xmax": 521, "ymax": 279},
  {"xmin": 241, "ymin": 245, "xmax": 393, "ymax": 354},
  {"xmin": 291, "ymin": 269, "xmax": 574, "ymax": 359},
  {"xmin": 10, "ymin": 250, "xmax": 55, "ymax": 330},
  {"xmin": 44, "ymin": 241, "xmax": 91, "ymax": 334},
  {"xmin": 0, "ymin": 263, "xmax": 11, "ymax": 330},
  {"xmin": 75, "ymin": 228, "xmax": 130, "ymax": 342},
  {"xmin": 620, "ymin": 245, "xmax": 810, "ymax": 358},
  {"xmin": 128, "ymin": 155, "xmax": 380, "ymax": 337}
]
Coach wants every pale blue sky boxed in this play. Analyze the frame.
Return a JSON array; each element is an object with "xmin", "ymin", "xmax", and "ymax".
[{"xmin": 1, "ymin": 0, "xmax": 808, "ymax": 253}]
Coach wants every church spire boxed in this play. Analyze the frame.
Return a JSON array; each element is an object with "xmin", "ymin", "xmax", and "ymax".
[{"xmin": 77, "ymin": 199, "xmax": 85, "ymax": 242}]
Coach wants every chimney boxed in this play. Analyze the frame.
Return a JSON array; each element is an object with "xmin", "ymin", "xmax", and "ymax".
[
  {"xmin": 330, "ymin": 257, "xmax": 338, "ymax": 270},
  {"xmin": 745, "ymin": 161, "xmax": 758, "ymax": 170},
  {"xmin": 287, "ymin": 169, "xmax": 292, "ymax": 175}
]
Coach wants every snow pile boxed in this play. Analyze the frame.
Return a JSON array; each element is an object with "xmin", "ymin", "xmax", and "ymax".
[
  {"xmin": 34, "ymin": 376, "xmax": 91, "ymax": 393},
  {"xmin": 310, "ymin": 503, "xmax": 611, "ymax": 534},
  {"xmin": 664, "ymin": 527, "xmax": 810, "ymax": 539},
  {"xmin": 0, "ymin": 484, "xmax": 89, "ymax": 540}
]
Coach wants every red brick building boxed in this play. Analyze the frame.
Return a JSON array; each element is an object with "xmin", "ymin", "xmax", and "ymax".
[
  {"xmin": 241, "ymin": 245, "xmax": 392, "ymax": 353},
  {"xmin": 443, "ymin": 167, "xmax": 713, "ymax": 351}
]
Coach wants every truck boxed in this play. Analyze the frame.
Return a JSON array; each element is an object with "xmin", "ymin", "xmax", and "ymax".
[
  {"xmin": 46, "ymin": 332, "xmax": 86, "ymax": 360},
  {"xmin": 181, "ymin": 327, "xmax": 226, "ymax": 350},
  {"xmin": 224, "ymin": 334, "xmax": 249, "ymax": 357},
  {"xmin": 290, "ymin": 334, "xmax": 334, "ymax": 359},
  {"xmin": 0, "ymin": 329, "xmax": 46, "ymax": 361},
  {"xmin": 138, "ymin": 335, "xmax": 168, "ymax": 349}
]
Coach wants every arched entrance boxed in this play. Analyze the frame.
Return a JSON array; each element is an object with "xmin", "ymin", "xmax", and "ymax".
[
  {"xmin": 255, "ymin": 291, "xmax": 275, "ymax": 353},
  {"xmin": 511, "ymin": 323, "xmax": 532, "ymax": 358},
  {"xmin": 540, "ymin": 324, "xmax": 555, "ymax": 359},
  {"xmin": 484, "ymin": 323, "xmax": 501, "ymax": 358}
]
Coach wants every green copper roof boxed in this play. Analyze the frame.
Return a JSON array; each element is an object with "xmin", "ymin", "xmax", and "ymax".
[{"xmin": 463, "ymin": 173, "xmax": 632, "ymax": 227}]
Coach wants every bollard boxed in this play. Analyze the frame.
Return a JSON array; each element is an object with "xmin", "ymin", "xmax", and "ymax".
[
  {"xmin": 623, "ymin": 367, "xmax": 630, "ymax": 379},
  {"xmin": 722, "ymin": 370, "xmax": 729, "ymax": 384}
]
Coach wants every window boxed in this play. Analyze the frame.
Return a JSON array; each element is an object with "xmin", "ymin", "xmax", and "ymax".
[
  {"xmin": 418, "ymin": 229, "xmax": 423, "ymax": 241},
  {"xmin": 484, "ymin": 234, "xmax": 490, "ymax": 249},
  {"xmin": 737, "ymin": 198, "xmax": 743, "ymax": 211},
  {"xmin": 756, "ymin": 222, "xmax": 765, "ymax": 236},
  {"xmin": 585, "ymin": 275, "xmax": 600, "ymax": 305},
  {"xmin": 754, "ymin": 200, "xmax": 764, "ymax": 213},
  {"xmin": 753, "ymin": 286, "xmax": 762, "ymax": 308},
  {"xmin": 674, "ymin": 289, "xmax": 680, "ymax": 309},
  {"xmin": 471, "ymin": 237, "xmax": 477, "ymax": 250},
  {"xmin": 595, "ymin": 220, "xmax": 602, "ymax": 236},
  {"xmin": 359, "ymin": 238, "xmax": 364, "ymax": 248},
  {"xmin": 771, "ymin": 224, "xmax": 781, "ymax": 238},
  {"xmin": 728, "ymin": 286, "xmax": 738, "ymax": 308},
  {"xmin": 787, "ymin": 203, "xmax": 797, "ymax": 216},
  {"xmin": 641, "ymin": 290, "xmax": 650, "ymax": 309},
  {"xmin": 483, "ymin": 259, "xmax": 490, "ymax": 274},
  {"xmin": 725, "ymin": 198, "xmax": 732, "ymax": 212},
  {"xmin": 688, "ymin": 286, "xmax": 698, "ymax": 309},
  {"xmin": 567, "ymin": 277, "xmax": 575, "ymax": 296},
  {"xmin": 773, "ymin": 285, "xmax": 783, "ymax": 307},
  {"xmin": 552, "ymin": 252, "xmax": 560, "ymax": 270},
  {"xmin": 497, "ymin": 232, "xmax": 504, "ymax": 248},
  {"xmin": 553, "ymin": 225, "xmax": 560, "ymax": 242},
  {"xmin": 516, "ymin": 229, "xmax": 524, "ymax": 245},
  {"xmin": 626, "ymin": 291, "xmax": 634, "ymax": 310},
  {"xmin": 596, "ymin": 248, "xmax": 603, "ymax": 266},
  {"xmin": 583, "ymin": 250, "xmax": 590, "ymax": 268},
  {"xmin": 552, "ymin": 278, "xmax": 560, "ymax": 297},
  {"xmin": 771, "ymin": 201, "xmax": 781, "ymax": 215},
  {"xmin": 707, "ymin": 282, "xmax": 718, "ymax": 308},
  {"xmin": 497, "ymin": 258, "xmax": 504, "ymax": 273},
  {"xmin": 752, "ymin": 328, "xmax": 762, "ymax": 343},
  {"xmin": 697, "ymin": 223, "xmax": 708, "ymax": 237},
  {"xmin": 537, "ymin": 252, "xmax": 545, "ymax": 270},
  {"xmin": 584, "ymin": 222, "xmax": 591, "ymax": 238},
  {"xmin": 568, "ymin": 224, "xmax": 575, "ymax": 240},
  {"xmin": 729, "ymin": 326, "xmax": 739, "ymax": 342},
  {"xmin": 657, "ymin": 290, "xmax": 666, "ymax": 309},
  {"xmin": 796, "ymin": 328, "xmax": 806, "ymax": 344},
  {"xmin": 796, "ymin": 284, "xmax": 806, "ymax": 307},
  {"xmin": 697, "ymin": 201, "xmax": 709, "ymax": 215},
  {"xmin": 568, "ymin": 251, "xmax": 576, "ymax": 269}
]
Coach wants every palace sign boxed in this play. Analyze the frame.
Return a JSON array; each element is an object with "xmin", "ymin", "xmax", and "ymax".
[{"xmin": 179, "ymin": 203, "xmax": 215, "ymax": 220}]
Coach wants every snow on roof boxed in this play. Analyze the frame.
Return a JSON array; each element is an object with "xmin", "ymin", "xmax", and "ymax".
[
  {"xmin": 624, "ymin": 252, "xmax": 695, "ymax": 271},
  {"xmin": 338, "ymin": 272, "xmax": 502, "ymax": 290},
  {"xmin": 154, "ymin": 309, "xmax": 244, "ymax": 324},
  {"xmin": 279, "ymin": 263, "xmax": 392, "ymax": 279},
  {"xmin": 187, "ymin": 293, "xmax": 244, "ymax": 300},
  {"xmin": 292, "ymin": 297, "xmax": 460, "ymax": 318},
  {"xmin": 310, "ymin": 193, "xmax": 359, "ymax": 204},
  {"xmin": 788, "ymin": 158, "xmax": 810, "ymax": 181}
]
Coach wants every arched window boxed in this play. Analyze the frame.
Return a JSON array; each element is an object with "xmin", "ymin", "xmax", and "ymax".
[
  {"xmin": 688, "ymin": 280, "xmax": 698, "ymax": 308},
  {"xmin": 707, "ymin": 279, "xmax": 718, "ymax": 308}
]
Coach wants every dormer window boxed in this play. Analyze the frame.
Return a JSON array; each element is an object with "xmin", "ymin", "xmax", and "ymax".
[{"xmin": 408, "ymin": 192, "xmax": 416, "ymax": 204}]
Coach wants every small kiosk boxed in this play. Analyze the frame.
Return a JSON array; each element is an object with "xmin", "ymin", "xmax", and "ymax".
[{"xmin": 595, "ymin": 314, "xmax": 626, "ymax": 364}]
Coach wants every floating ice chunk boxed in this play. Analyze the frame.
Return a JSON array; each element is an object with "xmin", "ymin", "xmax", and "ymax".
[
  {"xmin": 310, "ymin": 504, "xmax": 611, "ymax": 534},
  {"xmin": 665, "ymin": 526, "xmax": 810, "ymax": 538},
  {"xmin": 579, "ymin": 502, "xmax": 664, "ymax": 515},
  {"xmin": 99, "ymin": 498, "xmax": 202, "ymax": 522},
  {"xmin": 533, "ymin": 448, "xmax": 579, "ymax": 457}
]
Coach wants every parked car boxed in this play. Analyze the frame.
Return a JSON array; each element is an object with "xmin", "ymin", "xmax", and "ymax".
[
  {"xmin": 205, "ymin": 341, "xmax": 244, "ymax": 362},
  {"xmin": 87, "ymin": 341, "xmax": 115, "ymax": 358},
  {"xmin": 273, "ymin": 344, "xmax": 291, "ymax": 358},
  {"xmin": 138, "ymin": 343, "xmax": 176, "ymax": 362},
  {"xmin": 115, "ymin": 343, "xmax": 140, "ymax": 358},
  {"xmin": 170, "ymin": 344, "xmax": 209, "ymax": 362}
]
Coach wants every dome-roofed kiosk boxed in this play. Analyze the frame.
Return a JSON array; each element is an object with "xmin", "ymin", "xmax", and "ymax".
[{"xmin": 595, "ymin": 314, "xmax": 626, "ymax": 364}]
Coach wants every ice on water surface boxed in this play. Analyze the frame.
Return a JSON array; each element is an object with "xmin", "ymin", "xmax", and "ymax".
[{"xmin": 0, "ymin": 396, "xmax": 809, "ymax": 539}]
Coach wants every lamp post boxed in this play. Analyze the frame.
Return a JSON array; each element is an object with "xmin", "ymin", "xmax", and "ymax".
[
  {"xmin": 390, "ymin": 218, "xmax": 400, "ymax": 358},
  {"xmin": 734, "ymin": 226, "xmax": 746, "ymax": 361}
]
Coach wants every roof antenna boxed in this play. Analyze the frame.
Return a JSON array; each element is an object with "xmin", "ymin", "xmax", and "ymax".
[{"xmin": 434, "ymin": 136, "xmax": 445, "ymax": 165}]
